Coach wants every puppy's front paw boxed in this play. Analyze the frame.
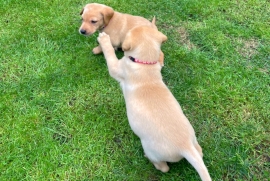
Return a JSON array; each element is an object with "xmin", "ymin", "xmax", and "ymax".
[{"xmin": 97, "ymin": 32, "xmax": 111, "ymax": 45}]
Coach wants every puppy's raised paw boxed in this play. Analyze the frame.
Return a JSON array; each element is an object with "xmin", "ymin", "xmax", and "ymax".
[{"xmin": 97, "ymin": 32, "xmax": 111, "ymax": 45}]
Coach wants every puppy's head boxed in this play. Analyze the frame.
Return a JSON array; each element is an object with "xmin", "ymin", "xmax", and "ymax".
[
  {"xmin": 122, "ymin": 26, "xmax": 167, "ymax": 62},
  {"xmin": 79, "ymin": 3, "xmax": 114, "ymax": 36}
]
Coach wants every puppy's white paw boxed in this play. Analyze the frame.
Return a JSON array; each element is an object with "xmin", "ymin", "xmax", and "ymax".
[{"xmin": 97, "ymin": 32, "xmax": 111, "ymax": 45}]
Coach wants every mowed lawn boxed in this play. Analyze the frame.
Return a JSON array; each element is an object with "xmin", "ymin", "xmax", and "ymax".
[{"xmin": 0, "ymin": 0, "xmax": 269, "ymax": 180}]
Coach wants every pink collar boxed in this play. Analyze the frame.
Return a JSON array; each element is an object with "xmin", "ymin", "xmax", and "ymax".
[{"xmin": 129, "ymin": 56, "xmax": 157, "ymax": 65}]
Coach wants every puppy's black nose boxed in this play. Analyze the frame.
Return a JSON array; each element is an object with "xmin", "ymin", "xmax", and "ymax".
[{"xmin": 80, "ymin": 29, "xmax": 86, "ymax": 34}]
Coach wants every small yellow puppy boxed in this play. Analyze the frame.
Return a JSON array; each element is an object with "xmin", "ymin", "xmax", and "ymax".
[
  {"xmin": 97, "ymin": 27, "xmax": 211, "ymax": 181},
  {"xmin": 79, "ymin": 3, "xmax": 164, "ymax": 66}
]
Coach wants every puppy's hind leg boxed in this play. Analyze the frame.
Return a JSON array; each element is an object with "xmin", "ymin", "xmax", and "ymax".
[
  {"xmin": 152, "ymin": 161, "xmax": 169, "ymax": 173},
  {"xmin": 92, "ymin": 45, "xmax": 103, "ymax": 54}
]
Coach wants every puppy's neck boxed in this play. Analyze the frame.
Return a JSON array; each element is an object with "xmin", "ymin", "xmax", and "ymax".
[
  {"xmin": 123, "ymin": 52, "xmax": 162, "ymax": 83},
  {"xmin": 99, "ymin": 21, "xmax": 110, "ymax": 31},
  {"xmin": 126, "ymin": 48, "xmax": 161, "ymax": 66},
  {"xmin": 99, "ymin": 11, "xmax": 117, "ymax": 31}
]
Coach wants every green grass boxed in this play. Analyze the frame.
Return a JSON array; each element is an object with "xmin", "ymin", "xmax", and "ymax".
[{"xmin": 1, "ymin": 0, "xmax": 269, "ymax": 180}]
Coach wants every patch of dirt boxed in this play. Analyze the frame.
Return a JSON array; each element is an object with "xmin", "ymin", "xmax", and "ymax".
[
  {"xmin": 177, "ymin": 27, "xmax": 196, "ymax": 50},
  {"xmin": 254, "ymin": 139, "xmax": 270, "ymax": 165},
  {"xmin": 237, "ymin": 38, "xmax": 259, "ymax": 59},
  {"xmin": 258, "ymin": 68, "xmax": 269, "ymax": 74},
  {"xmin": 242, "ymin": 107, "xmax": 251, "ymax": 120}
]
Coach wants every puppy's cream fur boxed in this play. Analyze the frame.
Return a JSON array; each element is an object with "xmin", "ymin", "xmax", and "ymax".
[
  {"xmin": 79, "ymin": 3, "xmax": 164, "ymax": 66},
  {"xmin": 97, "ymin": 27, "xmax": 211, "ymax": 181}
]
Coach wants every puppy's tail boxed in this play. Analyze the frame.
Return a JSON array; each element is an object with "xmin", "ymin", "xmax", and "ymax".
[
  {"xmin": 151, "ymin": 16, "xmax": 158, "ymax": 30},
  {"xmin": 182, "ymin": 147, "xmax": 212, "ymax": 181}
]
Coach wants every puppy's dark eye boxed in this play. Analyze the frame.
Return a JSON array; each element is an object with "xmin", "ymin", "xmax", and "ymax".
[{"xmin": 91, "ymin": 20, "xmax": 97, "ymax": 24}]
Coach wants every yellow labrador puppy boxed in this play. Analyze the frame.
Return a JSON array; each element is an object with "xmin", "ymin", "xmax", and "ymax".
[
  {"xmin": 97, "ymin": 27, "xmax": 211, "ymax": 181},
  {"xmin": 79, "ymin": 3, "xmax": 164, "ymax": 66}
]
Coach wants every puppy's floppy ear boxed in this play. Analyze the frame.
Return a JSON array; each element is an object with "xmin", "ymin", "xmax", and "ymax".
[
  {"xmin": 158, "ymin": 31, "xmax": 168, "ymax": 43},
  {"xmin": 101, "ymin": 6, "xmax": 114, "ymax": 25},
  {"xmin": 80, "ymin": 8, "xmax": 84, "ymax": 15},
  {"xmin": 122, "ymin": 36, "xmax": 132, "ymax": 51}
]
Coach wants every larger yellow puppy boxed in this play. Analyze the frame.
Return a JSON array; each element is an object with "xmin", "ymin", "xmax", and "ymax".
[{"xmin": 97, "ymin": 27, "xmax": 212, "ymax": 181}]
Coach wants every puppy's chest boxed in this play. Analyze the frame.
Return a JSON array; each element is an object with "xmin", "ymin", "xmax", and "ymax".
[{"xmin": 120, "ymin": 82, "xmax": 137, "ymax": 96}]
